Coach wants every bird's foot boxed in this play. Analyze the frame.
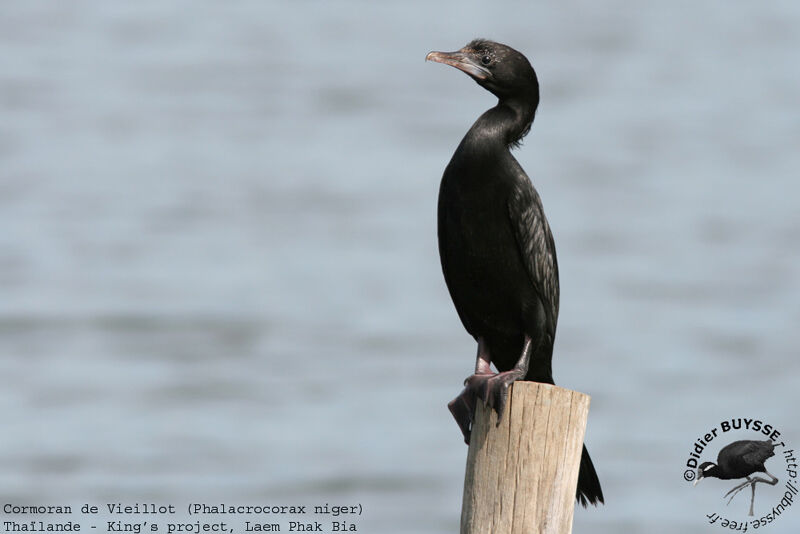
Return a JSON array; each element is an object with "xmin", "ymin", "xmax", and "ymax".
[
  {"xmin": 447, "ymin": 372, "xmax": 494, "ymax": 444},
  {"xmin": 724, "ymin": 479, "xmax": 752, "ymax": 505},
  {"xmin": 480, "ymin": 368, "xmax": 526, "ymax": 426},
  {"xmin": 448, "ymin": 368, "xmax": 526, "ymax": 443}
]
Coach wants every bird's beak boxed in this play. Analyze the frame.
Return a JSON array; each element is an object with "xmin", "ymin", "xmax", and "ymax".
[
  {"xmin": 693, "ymin": 477, "xmax": 701, "ymax": 487},
  {"xmin": 426, "ymin": 50, "xmax": 490, "ymax": 81}
]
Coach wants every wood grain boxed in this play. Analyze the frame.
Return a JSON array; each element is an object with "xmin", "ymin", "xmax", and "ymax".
[{"xmin": 460, "ymin": 382, "xmax": 590, "ymax": 534}]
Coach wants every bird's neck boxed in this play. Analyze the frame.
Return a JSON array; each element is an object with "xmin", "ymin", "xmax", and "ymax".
[
  {"xmin": 705, "ymin": 464, "xmax": 723, "ymax": 479},
  {"xmin": 464, "ymin": 96, "xmax": 537, "ymax": 150}
]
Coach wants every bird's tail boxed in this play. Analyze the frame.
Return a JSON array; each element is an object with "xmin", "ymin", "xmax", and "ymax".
[{"xmin": 576, "ymin": 444, "xmax": 604, "ymax": 506}]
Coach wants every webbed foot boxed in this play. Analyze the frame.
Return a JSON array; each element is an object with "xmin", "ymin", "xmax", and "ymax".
[
  {"xmin": 447, "ymin": 373, "xmax": 494, "ymax": 444},
  {"xmin": 448, "ymin": 368, "xmax": 527, "ymax": 443},
  {"xmin": 482, "ymin": 368, "xmax": 526, "ymax": 425}
]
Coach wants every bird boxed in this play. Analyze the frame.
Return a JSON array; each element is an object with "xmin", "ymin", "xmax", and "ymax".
[
  {"xmin": 694, "ymin": 439, "xmax": 778, "ymax": 516},
  {"xmin": 426, "ymin": 39, "xmax": 603, "ymax": 507}
]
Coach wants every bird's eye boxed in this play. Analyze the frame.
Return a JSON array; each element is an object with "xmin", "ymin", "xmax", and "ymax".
[{"xmin": 481, "ymin": 55, "xmax": 491, "ymax": 66}]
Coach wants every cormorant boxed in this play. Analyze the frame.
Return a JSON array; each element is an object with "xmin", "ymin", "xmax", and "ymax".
[
  {"xmin": 427, "ymin": 39, "xmax": 604, "ymax": 506},
  {"xmin": 694, "ymin": 439, "xmax": 778, "ymax": 516}
]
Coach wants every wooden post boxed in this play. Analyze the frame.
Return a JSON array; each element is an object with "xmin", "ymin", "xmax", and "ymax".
[{"xmin": 460, "ymin": 382, "xmax": 590, "ymax": 534}]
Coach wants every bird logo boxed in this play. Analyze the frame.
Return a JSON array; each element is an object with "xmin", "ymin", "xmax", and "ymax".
[{"xmin": 694, "ymin": 439, "xmax": 779, "ymax": 517}]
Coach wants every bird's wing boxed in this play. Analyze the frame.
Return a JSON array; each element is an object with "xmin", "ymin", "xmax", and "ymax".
[
  {"xmin": 507, "ymin": 177, "xmax": 560, "ymax": 325},
  {"xmin": 719, "ymin": 440, "xmax": 775, "ymax": 472},
  {"xmin": 741, "ymin": 441, "xmax": 776, "ymax": 466}
]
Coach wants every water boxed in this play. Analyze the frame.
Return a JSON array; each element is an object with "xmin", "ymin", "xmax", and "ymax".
[{"xmin": 1, "ymin": 1, "xmax": 799, "ymax": 532}]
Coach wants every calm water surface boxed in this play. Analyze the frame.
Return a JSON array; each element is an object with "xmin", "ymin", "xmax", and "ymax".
[{"xmin": 2, "ymin": 2, "xmax": 800, "ymax": 533}]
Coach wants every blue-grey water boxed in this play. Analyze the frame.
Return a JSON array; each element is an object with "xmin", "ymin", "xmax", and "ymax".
[{"xmin": 2, "ymin": 2, "xmax": 800, "ymax": 533}]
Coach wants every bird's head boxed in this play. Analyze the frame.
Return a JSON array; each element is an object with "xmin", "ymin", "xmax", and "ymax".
[
  {"xmin": 426, "ymin": 39, "xmax": 539, "ymax": 103},
  {"xmin": 693, "ymin": 462, "xmax": 717, "ymax": 486}
]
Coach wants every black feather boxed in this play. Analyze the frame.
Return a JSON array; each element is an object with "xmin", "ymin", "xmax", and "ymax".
[{"xmin": 433, "ymin": 39, "xmax": 603, "ymax": 506}]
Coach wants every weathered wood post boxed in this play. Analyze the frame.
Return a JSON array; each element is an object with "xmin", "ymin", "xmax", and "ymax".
[{"xmin": 460, "ymin": 382, "xmax": 590, "ymax": 534}]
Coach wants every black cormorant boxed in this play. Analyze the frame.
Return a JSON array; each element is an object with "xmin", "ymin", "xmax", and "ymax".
[
  {"xmin": 427, "ymin": 39, "xmax": 603, "ymax": 506},
  {"xmin": 695, "ymin": 439, "xmax": 778, "ymax": 516}
]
